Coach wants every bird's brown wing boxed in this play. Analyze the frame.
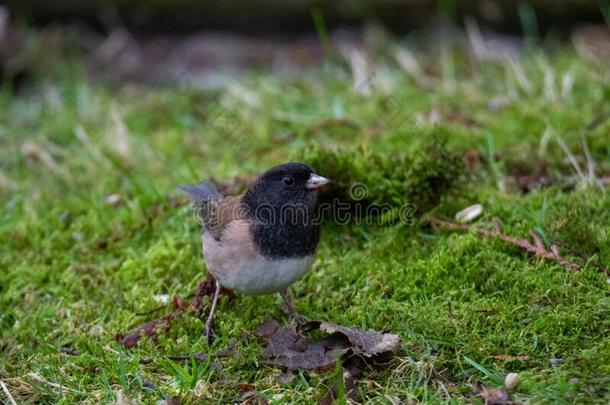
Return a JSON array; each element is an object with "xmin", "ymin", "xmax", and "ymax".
[{"xmin": 205, "ymin": 195, "xmax": 248, "ymax": 240}]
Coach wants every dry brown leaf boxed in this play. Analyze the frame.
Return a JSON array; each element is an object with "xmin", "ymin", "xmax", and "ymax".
[
  {"xmin": 474, "ymin": 383, "xmax": 511, "ymax": 405},
  {"xmin": 319, "ymin": 322, "xmax": 401, "ymax": 357},
  {"xmin": 255, "ymin": 318, "xmax": 401, "ymax": 381},
  {"xmin": 255, "ymin": 319, "xmax": 348, "ymax": 371}
]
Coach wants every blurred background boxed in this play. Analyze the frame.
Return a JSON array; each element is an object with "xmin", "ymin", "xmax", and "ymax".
[
  {"xmin": 2, "ymin": 0, "xmax": 608, "ymax": 91},
  {"xmin": 2, "ymin": 1, "xmax": 610, "ymax": 403}
]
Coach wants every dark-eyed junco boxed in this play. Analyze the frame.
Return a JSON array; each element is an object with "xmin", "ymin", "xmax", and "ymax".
[{"xmin": 180, "ymin": 162, "xmax": 330, "ymax": 340}]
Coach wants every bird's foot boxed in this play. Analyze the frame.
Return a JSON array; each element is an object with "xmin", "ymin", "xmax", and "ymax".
[
  {"xmin": 280, "ymin": 290, "xmax": 305, "ymax": 325},
  {"xmin": 203, "ymin": 322, "xmax": 215, "ymax": 344},
  {"xmin": 203, "ymin": 279, "xmax": 222, "ymax": 344}
]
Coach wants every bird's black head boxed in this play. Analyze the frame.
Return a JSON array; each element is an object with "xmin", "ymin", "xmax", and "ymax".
[
  {"xmin": 243, "ymin": 162, "xmax": 330, "ymax": 258},
  {"xmin": 242, "ymin": 162, "xmax": 329, "ymax": 222}
]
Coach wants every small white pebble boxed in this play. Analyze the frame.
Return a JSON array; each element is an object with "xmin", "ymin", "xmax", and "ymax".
[
  {"xmin": 455, "ymin": 204, "xmax": 483, "ymax": 223},
  {"xmin": 153, "ymin": 294, "xmax": 170, "ymax": 304},
  {"xmin": 105, "ymin": 193, "xmax": 122, "ymax": 206},
  {"xmin": 505, "ymin": 372, "xmax": 519, "ymax": 390}
]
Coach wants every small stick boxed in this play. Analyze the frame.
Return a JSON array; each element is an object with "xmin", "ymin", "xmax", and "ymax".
[
  {"xmin": 0, "ymin": 380, "xmax": 17, "ymax": 405},
  {"xmin": 553, "ymin": 239, "xmax": 607, "ymax": 273},
  {"xmin": 427, "ymin": 217, "xmax": 609, "ymax": 275},
  {"xmin": 27, "ymin": 373, "xmax": 85, "ymax": 395},
  {"xmin": 280, "ymin": 289, "xmax": 305, "ymax": 325}
]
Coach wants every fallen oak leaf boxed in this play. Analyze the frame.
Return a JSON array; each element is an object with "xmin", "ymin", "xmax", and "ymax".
[
  {"xmin": 255, "ymin": 319, "xmax": 401, "ymax": 374},
  {"xmin": 255, "ymin": 319, "xmax": 348, "ymax": 371},
  {"xmin": 319, "ymin": 322, "xmax": 401, "ymax": 357},
  {"xmin": 256, "ymin": 320, "xmax": 394, "ymax": 405}
]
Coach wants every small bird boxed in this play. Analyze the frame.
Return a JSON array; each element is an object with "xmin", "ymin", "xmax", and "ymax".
[{"xmin": 180, "ymin": 162, "xmax": 330, "ymax": 340}]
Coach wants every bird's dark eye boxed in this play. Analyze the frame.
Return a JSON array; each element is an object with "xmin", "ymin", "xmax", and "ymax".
[{"xmin": 282, "ymin": 176, "xmax": 294, "ymax": 186}]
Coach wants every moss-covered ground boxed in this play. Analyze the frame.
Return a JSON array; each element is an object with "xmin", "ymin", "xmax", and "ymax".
[{"xmin": 1, "ymin": 30, "xmax": 609, "ymax": 403}]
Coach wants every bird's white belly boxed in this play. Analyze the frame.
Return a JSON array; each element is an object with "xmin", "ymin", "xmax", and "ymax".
[
  {"xmin": 202, "ymin": 221, "xmax": 314, "ymax": 295},
  {"xmin": 222, "ymin": 254, "xmax": 313, "ymax": 295}
]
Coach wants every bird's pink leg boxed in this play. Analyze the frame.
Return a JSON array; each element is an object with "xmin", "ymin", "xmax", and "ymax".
[
  {"xmin": 204, "ymin": 279, "xmax": 221, "ymax": 343},
  {"xmin": 280, "ymin": 289, "xmax": 304, "ymax": 325}
]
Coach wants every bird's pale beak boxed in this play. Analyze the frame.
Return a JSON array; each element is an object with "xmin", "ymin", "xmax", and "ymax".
[{"xmin": 306, "ymin": 174, "xmax": 330, "ymax": 189}]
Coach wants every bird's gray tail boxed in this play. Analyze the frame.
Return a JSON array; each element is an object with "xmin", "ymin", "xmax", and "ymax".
[{"xmin": 178, "ymin": 182, "xmax": 223, "ymax": 203}]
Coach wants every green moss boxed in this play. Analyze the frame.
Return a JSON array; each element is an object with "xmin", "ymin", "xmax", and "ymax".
[
  {"xmin": 303, "ymin": 137, "xmax": 464, "ymax": 213},
  {"xmin": 1, "ymin": 33, "xmax": 609, "ymax": 403}
]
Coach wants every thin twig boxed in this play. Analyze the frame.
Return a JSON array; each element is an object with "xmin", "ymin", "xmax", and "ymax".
[
  {"xmin": 553, "ymin": 239, "xmax": 607, "ymax": 274},
  {"xmin": 427, "ymin": 217, "xmax": 609, "ymax": 275},
  {"xmin": 27, "ymin": 373, "xmax": 85, "ymax": 395},
  {"xmin": 0, "ymin": 380, "xmax": 17, "ymax": 405}
]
